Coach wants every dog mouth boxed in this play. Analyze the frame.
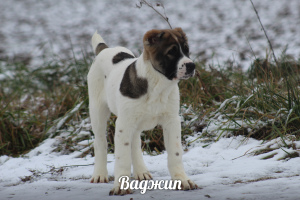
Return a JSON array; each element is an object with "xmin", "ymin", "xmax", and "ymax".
[
  {"xmin": 173, "ymin": 71, "xmax": 195, "ymax": 80},
  {"xmin": 180, "ymin": 72, "xmax": 195, "ymax": 80}
]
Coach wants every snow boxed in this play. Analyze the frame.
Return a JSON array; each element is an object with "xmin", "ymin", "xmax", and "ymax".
[
  {"xmin": 0, "ymin": 0, "xmax": 299, "ymax": 69},
  {"xmin": 46, "ymin": 102, "xmax": 84, "ymax": 137},
  {"xmin": 1, "ymin": 135, "xmax": 299, "ymax": 200}
]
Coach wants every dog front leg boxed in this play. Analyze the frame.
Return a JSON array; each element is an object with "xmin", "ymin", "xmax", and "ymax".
[
  {"xmin": 132, "ymin": 132, "xmax": 152, "ymax": 181},
  {"xmin": 109, "ymin": 118, "xmax": 134, "ymax": 195},
  {"xmin": 162, "ymin": 115, "xmax": 198, "ymax": 190}
]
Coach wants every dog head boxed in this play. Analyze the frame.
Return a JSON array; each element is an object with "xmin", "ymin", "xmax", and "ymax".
[{"xmin": 143, "ymin": 27, "xmax": 195, "ymax": 80}]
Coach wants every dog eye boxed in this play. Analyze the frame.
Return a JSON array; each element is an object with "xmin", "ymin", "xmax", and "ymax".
[{"xmin": 167, "ymin": 46, "xmax": 178, "ymax": 56}]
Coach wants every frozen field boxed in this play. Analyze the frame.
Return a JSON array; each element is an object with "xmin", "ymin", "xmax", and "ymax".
[
  {"xmin": 0, "ymin": 0, "xmax": 299, "ymax": 68},
  {"xmin": 1, "ymin": 135, "xmax": 300, "ymax": 200},
  {"xmin": 1, "ymin": 1, "xmax": 300, "ymax": 199}
]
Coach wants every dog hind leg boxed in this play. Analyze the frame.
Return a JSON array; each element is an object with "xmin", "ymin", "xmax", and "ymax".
[
  {"xmin": 88, "ymin": 63, "xmax": 111, "ymax": 183},
  {"xmin": 90, "ymin": 101, "xmax": 110, "ymax": 183}
]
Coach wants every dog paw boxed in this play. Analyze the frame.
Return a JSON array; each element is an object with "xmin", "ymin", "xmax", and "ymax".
[
  {"xmin": 109, "ymin": 186, "xmax": 133, "ymax": 196},
  {"xmin": 134, "ymin": 172, "xmax": 152, "ymax": 181},
  {"xmin": 90, "ymin": 174, "xmax": 109, "ymax": 183},
  {"xmin": 177, "ymin": 179, "xmax": 198, "ymax": 190}
]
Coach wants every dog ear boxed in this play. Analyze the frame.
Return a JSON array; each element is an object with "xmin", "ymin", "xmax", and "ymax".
[
  {"xmin": 143, "ymin": 30, "xmax": 165, "ymax": 46},
  {"xmin": 174, "ymin": 27, "xmax": 187, "ymax": 41},
  {"xmin": 173, "ymin": 27, "xmax": 183, "ymax": 34}
]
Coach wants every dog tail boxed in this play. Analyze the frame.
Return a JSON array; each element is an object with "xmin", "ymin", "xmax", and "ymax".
[{"xmin": 91, "ymin": 30, "xmax": 108, "ymax": 55}]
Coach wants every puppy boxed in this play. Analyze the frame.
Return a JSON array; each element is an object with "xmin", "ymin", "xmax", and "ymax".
[{"xmin": 88, "ymin": 28, "xmax": 197, "ymax": 195}]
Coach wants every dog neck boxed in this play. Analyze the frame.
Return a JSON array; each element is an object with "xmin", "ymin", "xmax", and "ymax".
[{"xmin": 135, "ymin": 52, "xmax": 179, "ymax": 103}]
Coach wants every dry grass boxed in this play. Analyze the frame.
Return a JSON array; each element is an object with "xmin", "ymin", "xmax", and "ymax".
[
  {"xmin": 0, "ymin": 53, "xmax": 90, "ymax": 156},
  {"xmin": 1, "ymin": 51, "xmax": 300, "ymax": 157}
]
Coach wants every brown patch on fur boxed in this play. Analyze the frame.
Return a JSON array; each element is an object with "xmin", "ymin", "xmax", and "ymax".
[
  {"xmin": 143, "ymin": 27, "xmax": 188, "ymax": 61},
  {"xmin": 95, "ymin": 43, "xmax": 108, "ymax": 55},
  {"xmin": 120, "ymin": 61, "xmax": 148, "ymax": 98},
  {"xmin": 119, "ymin": 130, "xmax": 123, "ymax": 133},
  {"xmin": 124, "ymin": 142, "xmax": 129, "ymax": 146},
  {"xmin": 112, "ymin": 52, "xmax": 135, "ymax": 64}
]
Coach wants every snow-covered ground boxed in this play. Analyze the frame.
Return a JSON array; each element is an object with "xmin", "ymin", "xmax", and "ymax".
[
  {"xmin": 1, "ymin": 0, "xmax": 299, "ymax": 68},
  {"xmin": 1, "ymin": 135, "xmax": 300, "ymax": 200}
]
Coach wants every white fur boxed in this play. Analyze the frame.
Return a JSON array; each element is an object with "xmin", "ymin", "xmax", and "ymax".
[{"xmin": 88, "ymin": 31, "xmax": 197, "ymax": 194}]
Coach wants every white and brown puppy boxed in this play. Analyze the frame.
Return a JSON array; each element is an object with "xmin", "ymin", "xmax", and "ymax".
[{"xmin": 88, "ymin": 28, "xmax": 197, "ymax": 195}]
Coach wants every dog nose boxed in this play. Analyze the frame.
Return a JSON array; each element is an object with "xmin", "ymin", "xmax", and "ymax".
[{"xmin": 185, "ymin": 62, "xmax": 195, "ymax": 74}]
